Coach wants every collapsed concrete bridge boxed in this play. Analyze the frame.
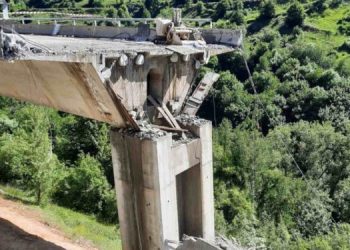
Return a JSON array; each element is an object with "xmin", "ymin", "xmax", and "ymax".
[{"xmin": 0, "ymin": 10, "xmax": 242, "ymax": 250}]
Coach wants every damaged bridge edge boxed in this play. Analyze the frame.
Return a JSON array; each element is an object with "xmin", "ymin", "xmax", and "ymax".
[{"xmin": 0, "ymin": 21, "xmax": 243, "ymax": 47}]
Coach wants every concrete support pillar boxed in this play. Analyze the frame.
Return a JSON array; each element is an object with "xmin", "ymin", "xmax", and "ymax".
[
  {"xmin": 110, "ymin": 120, "xmax": 215, "ymax": 249},
  {"xmin": 110, "ymin": 130, "xmax": 179, "ymax": 250},
  {"xmin": 188, "ymin": 122, "xmax": 215, "ymax": 241}
]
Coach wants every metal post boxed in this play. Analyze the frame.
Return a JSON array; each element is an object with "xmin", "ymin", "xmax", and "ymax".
[
  {"xmin": 172, "ymin": 8, "xmax": 182, "ymax": 27},
  {"xmin": 2, "ymin": 0, "xmax": 9, "ymax": 20},
  {"xmin": 0, "ymin": 27, "xmax": 3, "ymax": 58}
]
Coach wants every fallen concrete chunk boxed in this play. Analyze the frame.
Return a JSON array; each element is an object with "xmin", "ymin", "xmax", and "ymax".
[
  {"xmin": 175, "ymin": 235, "xmax": 246, "ymax": 250},
  {"xmin": 182, "ymin": 72, "xmax": 220, "ymax": 116},
  {"xmin": 177, "ymin": 236, "xmax": 220, "ymax": 250}
]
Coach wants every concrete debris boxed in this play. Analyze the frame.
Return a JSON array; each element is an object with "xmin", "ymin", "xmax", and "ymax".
[
  {"xmin": 127, "ymin": 108, "xmax": 167, "ymax": 139},
  {"xmin": 176, "ymin": 114, "xmax": 209, "ymax": 126},
  {"xmin": 116, "ymin": 124, "xmax": 166, "ymax": 140},
  {"xmin": 215, "ymin": 235, "xmax": 246, "ymax": 250},
  {"xmin": 0, "ymin": 33, "xmax": 30, "ymax": 59},
  {"xmin": 0, "ymin": 32, "xmax": 46, "ymax": 60},
  {"xmin": 176, "ymin": 235, "xmax": 246, "ymax": 250},
  {"xmin": 183, "ymin": 72, "xmax": 220, "ymax": 116},
  {"xmin": 176, "ymin": 235, "xmax": 220, "ymax": 250},
  {"xmin": 172, "ymin": 131, "xmax": 196, "ymax": 146}
]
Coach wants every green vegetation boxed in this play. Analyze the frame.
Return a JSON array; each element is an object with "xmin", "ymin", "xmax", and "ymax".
[
  {"xmin": 0, "ymin": 184, "xmax": 122, "ymax": 250},
  {"xmin": 1, "ymin": 0, "xmax": 350, "ymax": 249}
]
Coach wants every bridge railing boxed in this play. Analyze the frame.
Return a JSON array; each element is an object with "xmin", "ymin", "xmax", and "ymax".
[{"xmin": 0, "ymin": 16, "xmax": 213, "ymax": 28}]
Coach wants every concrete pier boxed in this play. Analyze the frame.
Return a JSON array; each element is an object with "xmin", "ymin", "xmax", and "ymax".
[{"xmin": 110, "ymin": 120, "xmax": 215, "ymax": 250}]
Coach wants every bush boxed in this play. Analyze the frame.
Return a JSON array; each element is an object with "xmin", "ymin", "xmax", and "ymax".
[
  {"xmin": 53, "ymin": 154, "xmax": 117, "ymax": 222},
  {"xmin": 310, "ymin": 0, "xmax": 328, "ymax": 13},
  {"xmin": 339, "ymin": 39, "xmax": 350, "ymax": 53},
  {"xmin": 316, "ymin": 69, "xmax": 342, "ymax": 89},
  {"xmin": 336, "ymin": 58, "xmax": 350, "ymax": 77},
  {"xmin": 334, "ymin": 178, "xmax": 350, "ymax": 222},
  {"xmin": 285, "ymin": 2, "xmax": 305, "ymax": 27},
  {"xmin": 259, "ymin": 0, "xmax": 276, "ymax": 20},
  {"xmin": 330, "ymin": 0, "xmax": 342, "ymax": 8}
]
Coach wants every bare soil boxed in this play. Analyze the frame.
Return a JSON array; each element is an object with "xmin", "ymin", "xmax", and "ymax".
[{"xmin": 0, "ymin": 196, "xmax": 96, "ymax": 250}]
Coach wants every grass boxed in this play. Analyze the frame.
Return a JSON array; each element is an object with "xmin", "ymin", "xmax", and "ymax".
[
  {"xmin": 306, "ymin": 6, "xmax": 350, "ymax": 32},
  {"xmin": 303, "ymin": 5, "xmax": 350, "ymax": 59},
  {"xmin": 0, "ymin": 184, "xmax": 122, "ymax": 250},
  {"xmin": 244, "ymin": 2, "xmax": 350, "ymax": 62}
]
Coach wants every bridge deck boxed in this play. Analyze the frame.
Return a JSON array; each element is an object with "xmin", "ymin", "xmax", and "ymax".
[{"xmin": 4, "ymin": 33, "xmax": 234, "ymax": 61}]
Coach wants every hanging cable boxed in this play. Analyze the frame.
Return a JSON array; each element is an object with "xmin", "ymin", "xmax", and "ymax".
[{"xmin": 212, "ymin": 94, "xmax": 217, "ymax": 127}]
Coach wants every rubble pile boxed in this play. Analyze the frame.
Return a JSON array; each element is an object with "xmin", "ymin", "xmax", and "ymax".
[
  {"xmin": 176, "ymin": 235, "xmax": 245, "ymax": 250},
  {"xmin": 176, "ymin": 114, "xmax": 208, "ymax": 126},
  {"xmin": 1, "ymin": 33, "xmax": 29, "ymax": 59},
  {"xmin": 116, "ymin": 126, "xmax": 166, "ymax": 140},
  {"xmin": 0, "ymin": 32, "xmax": 45, "ymax": 60}
]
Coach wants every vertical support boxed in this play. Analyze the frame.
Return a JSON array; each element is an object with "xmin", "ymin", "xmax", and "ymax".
[
  {"xmin": 184, "ymin": 121, "xmax": 215, "ymax": 242},
  {"xmin": 2, "ymin": 0, "xmax": 9, "ymax": 20},
  {"xmin": 172, "ymin": 8, "xmax": 182, "ymax": 27},
  {"xmin": 0, "ymin": 27, "xmax": 3, "ymax": 58},
  {"xmin": 110, "ymin": 130, "xmax": 179, "ymax": 250}
]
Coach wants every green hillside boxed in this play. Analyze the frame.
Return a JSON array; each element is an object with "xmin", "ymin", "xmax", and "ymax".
[{"xmin": 1, "ymin": 0, "xmax": 350, "ymax": 249}]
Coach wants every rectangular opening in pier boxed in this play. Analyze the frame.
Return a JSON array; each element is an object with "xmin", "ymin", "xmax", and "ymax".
[{"xmin": 176, "ymin": 164, "xmax": 203, "ymax": 239}]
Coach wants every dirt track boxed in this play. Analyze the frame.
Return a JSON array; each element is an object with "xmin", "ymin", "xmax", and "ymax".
[{"xmin": 0, "ymin": 196, "xmax": 95, "ymax": 250}]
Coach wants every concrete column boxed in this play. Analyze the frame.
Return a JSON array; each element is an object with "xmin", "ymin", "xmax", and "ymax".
[
  {"xmin": 110, "ymin": 129, "xmax": 179, "ymax": 250},
  {"xmin": 183, "ymin": 121, "xmax": 215, "ymax": 242}
]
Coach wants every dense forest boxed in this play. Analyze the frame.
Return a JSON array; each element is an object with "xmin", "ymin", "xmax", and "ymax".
[{"xmin": 1, "ymin": 0, "xmax": 350, "ymax": 249}]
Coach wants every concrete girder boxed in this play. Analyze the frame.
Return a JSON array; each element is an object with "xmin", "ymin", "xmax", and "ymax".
[{"xmin": 0, "ymin": 59, "xmax": 126, "ymax": 127}]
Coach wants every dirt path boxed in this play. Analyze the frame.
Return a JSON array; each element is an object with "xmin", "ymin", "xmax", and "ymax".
[{"xmin": 0, "ymin": 196, "xmax": 96, "ymax": 250}]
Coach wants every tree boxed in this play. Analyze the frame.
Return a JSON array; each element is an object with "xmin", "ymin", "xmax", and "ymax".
[
  {"xmin": 334, "ymin": 177, "xmax": 350, "ymax": 222},
  {"xmin": 88, "ymin": 0, "xmax": 104, "ymax": 8},
  {"xmin": 53, "ymin": 154, "xmax": 117, "ymax": 222},
  {"xmin": 230, "ymin": 0, "xmax": 245, "ymax": 25},
  {"xmin": 295, "ymin": 188, "xmax": 333, "ymax": 237},
  {"xmin": 285, "ymin": 2, "xmax": 305, "ymax": 27},
  {"xmin": 215, "ymin": 0, "xmax": 231, "ymax": 21},
  {"xmin": 0, "ymin": 105, "xmax": 63, "ymax": 204},
  {"xmin": 259, "ymin": 1, "xmax": 276, "ymax": 20},
  {"xmin": 311, "ymin": 0, "xmax": 328, "ymax": 13}
]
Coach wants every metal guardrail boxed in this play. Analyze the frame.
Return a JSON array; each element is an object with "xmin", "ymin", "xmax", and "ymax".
[{"xmin": 0, "ymin": 16, "xmax": 213, "ymax": 28}]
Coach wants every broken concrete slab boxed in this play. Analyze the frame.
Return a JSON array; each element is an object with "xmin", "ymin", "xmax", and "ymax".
[
  {"xmin": 176, "ymin": 235, "xmax": 246, "ymax": 250},
  {"xmin": 177, "ymin": 236, "xmax": 221, "ymax": 250},
  {"xmin": 182, "ymin": 72, "xmax": 220, "ymax": 116}
]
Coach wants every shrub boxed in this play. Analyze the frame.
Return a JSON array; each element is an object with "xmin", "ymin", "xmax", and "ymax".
[
  {"xmin": 336, "ymin": 58, "xmax": 350, "ymax": 77},
  {"xmin": 334, "ymin": 178, "xmax": 350, "ymax": 222},
  {"xmin": 330, "ymin": 0, "xmax": 342, "ymax": 8},
  {"xmin": 259, "ymin": 0, "xmax": 276, "ymax": 20},
  {"xmin": 339, "ymin": 39, "xmax": 350, "ymax": 53},
  {"xmin": 53, "ymin": 154, "xmax": 117, "ymax": 222},
  {"xmin": 310, "ymin": 0, "xmax": 328, "ymax": 13},
  {"xmin": 285, "ymin": 2, "xmax": 305, "ymax": 27},
  {"xmin": 316, "ymin": 69, "xmax": 342, "ymax": 89}
]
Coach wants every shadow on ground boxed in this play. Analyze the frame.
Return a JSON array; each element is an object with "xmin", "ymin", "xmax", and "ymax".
[{"xmin": 0, "ymin": 218, "xmax": 65, "ymax": 250}]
